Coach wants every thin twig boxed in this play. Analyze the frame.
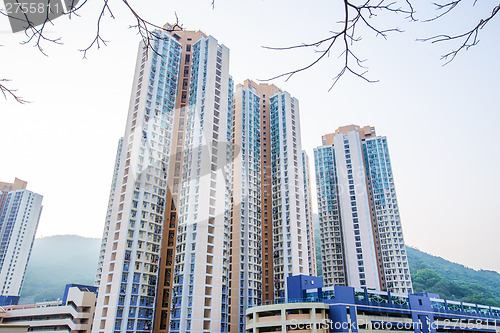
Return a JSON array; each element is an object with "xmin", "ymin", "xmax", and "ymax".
[
  {"xmin": 261, "ymin": 0, "xmax": 414, "ymax": 89},
  {"xmin": 420, "ymin": 3, "xmax": 500, "ymax": 64},
  {"xmin": 0, "ymin": 79, "xmax": 29, "ymax": 104}
]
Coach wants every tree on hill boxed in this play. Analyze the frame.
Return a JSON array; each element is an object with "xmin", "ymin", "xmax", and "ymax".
[
  {"xmin": 407, "ymin": 248, "xmax": 500, "ymax": 307},
  {"xmin": 411, "ymin": 268, "xmax": 500, "ymax": 306}
]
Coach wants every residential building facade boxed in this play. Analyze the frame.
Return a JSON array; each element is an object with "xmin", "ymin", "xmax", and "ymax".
[
  {"xmin": 248, "ymin": 81, "xmax": 281, "ymax": 305},
  {"xmin": 168, "ymin": 34, "xmax": 233, "ymax": 333},
  {"xmin": 93, "ymin": 30, "xmax": 182, "ymax": 333},
  {"xmin": 230, "ymin": 82, "xmax": 262, "ymax": 332},
  {"xmin": 96, "ymin": 138, "xmax": 124, "ymax": 287},
  {"xmin": 269, "ymin": 91, "xmax": 310, "ymax": 301},
  {"xmin": 314, "ymin": 125, "xmax": 412, "ymax": 294},
  {"xmin": 94, "ymin": 27, "xmax": 314, "ymax": 333},
  {"xmin": 0, "ymin": 179, "xmax": 42, "ymax": 306},
  {"xmin": 153, "ymin": 28, "xmax": 205, "ymax": 333}
]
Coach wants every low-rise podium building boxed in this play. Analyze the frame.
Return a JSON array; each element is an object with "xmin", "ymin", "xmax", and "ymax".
[
  {"xmin": 0, "ymin": 284, "xmax": 97, "ymax": 333},
  {"xmin": 246, "ymin": 275, "xmax": 500, "ymax": 333}
]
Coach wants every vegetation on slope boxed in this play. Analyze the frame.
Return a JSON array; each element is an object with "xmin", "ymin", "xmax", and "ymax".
[
  {"xmin": 314, "ymin": 214, "xmax": 500, "ymax": 307},
  {"xmin": 20, "ymin": 231, "xmax": 500, "ymax": 307},
  {"xmin": 21, "ymin": 235, "xmax": 101, "ymax": 303},
  {"xmin": 407, "ymin": 247, "xmax": 500, "ymax": 306}
]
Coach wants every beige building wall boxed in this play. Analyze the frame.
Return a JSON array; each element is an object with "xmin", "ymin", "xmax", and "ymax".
[
  {"xmin": 245, "ymin": 302, "xmax": 329, "ymax": 333},
  {"xmin": 0, "ymin": 178, "xmax": 27, "ymax": 192},
  {"xmin": 0, "ymin": 286, "xmax": 96, "ymax": 333},
  {"xmin": 322, "ymin": 125, "xmax": 376, "ymax": 146}
]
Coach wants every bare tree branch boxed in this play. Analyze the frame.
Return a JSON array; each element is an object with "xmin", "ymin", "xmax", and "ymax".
[
  {"xmin": 121, "ymin": 1, "xmax": 182, "ymax": 55},
  {"xmin": 261, "ymin": 0, "xmax": 415, "ymax": 90},
  {"xmin": 13, "ymin": 0, "xmax": 62, "ymax": 56},
  {"xmin": 0, "ymin": 79, "xmax": 28, "ymax": 104},
  {"xmin": 1, "ymin": 0, "xmax": 185, "ymax": 103},
  {"xmin": 2, "ymin": 0, "xmax": 498, "ymax": 100},
  {"xmin": 420, "ymin": 1, "xmax": 500, "ymax": 64},
  {"xmin": 77, "ymin": 0, "xmax": 184, "ymax": 58},
  {"xmin": 79, "ymin": 0, "xmax": 113, "ymax": 59},
  {"xmin": 423, "ymin": 0, "xmax": 460, "ymax": 22}
]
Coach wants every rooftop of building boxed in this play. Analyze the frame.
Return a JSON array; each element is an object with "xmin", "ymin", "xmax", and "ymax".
[
  {"xmin": 162, "ymin": 23, "xmax": 207, "ymax": 42},
  {"xmin": 321, "ymin": 125, "xmax": 376, "ymax": 145},
  {"xmin": 0, "ymin": 178, "xmax": 27, "ymax": 192}
]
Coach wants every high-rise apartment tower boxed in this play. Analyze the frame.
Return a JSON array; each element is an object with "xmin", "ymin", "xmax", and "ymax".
[
  {"xmin": 94, "ymin": 28, "xmax": 315, "ymax": 333},
  {"xmin": 230, "ymin": 82, "xmax": 262, "ymax": 332},
  {"xmin": 314, "ymin": 125, "xmax": 412, "ymax": 294},
  {"xmin": 268, "ymin": 89, "xmax": 311, "ymax": 300},
  {"xmin": 167, "ymin": 34, "xmax": 233, "ymax": 333},
  {"xmin": 93, "ymin": 29, "xmax": 182, "ymax": 333}
]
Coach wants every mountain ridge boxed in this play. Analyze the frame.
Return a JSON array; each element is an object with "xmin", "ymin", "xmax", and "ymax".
[{"xmin": 21, "ymin": 234, "xmax": 500, "ymax": 307}]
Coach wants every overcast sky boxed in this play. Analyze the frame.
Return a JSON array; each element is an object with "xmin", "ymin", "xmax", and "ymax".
[{"xmin": 1, "ymin": 0, "xmax": 499, "ymax": 272}]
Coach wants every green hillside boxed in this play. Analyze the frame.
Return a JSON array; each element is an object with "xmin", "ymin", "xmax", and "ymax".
[
  {"xmin": 407, "ymin": 247, "xmax": 500, "ymax": 306},
  {"xmin": 313, "ymin": 214, "xmax": 500, "ymax": 306},
  {"xmin": 20, "ymin": 235, "xmax": 101, "ymax": 303},
  {"xmin": 20, "ymin": 233, "xmax": 500, "ymax": 307}
]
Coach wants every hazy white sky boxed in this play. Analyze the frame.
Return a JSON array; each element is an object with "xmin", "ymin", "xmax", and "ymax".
[{"xmin": 1, "ymin": 0, "xmax": 499, "ymax": 272}]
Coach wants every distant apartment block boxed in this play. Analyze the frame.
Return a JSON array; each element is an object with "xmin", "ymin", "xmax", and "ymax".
[
  {"xmin": 0, "ymin": 284, "xmax": 97, "ymax": 333},
  {"xmin": 0, "ymin": 179, "xmax": 42, "ymax": 306},
  {"xmin": 314, "ymin": 125, "xmax": 412, "ymax": 294}
]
